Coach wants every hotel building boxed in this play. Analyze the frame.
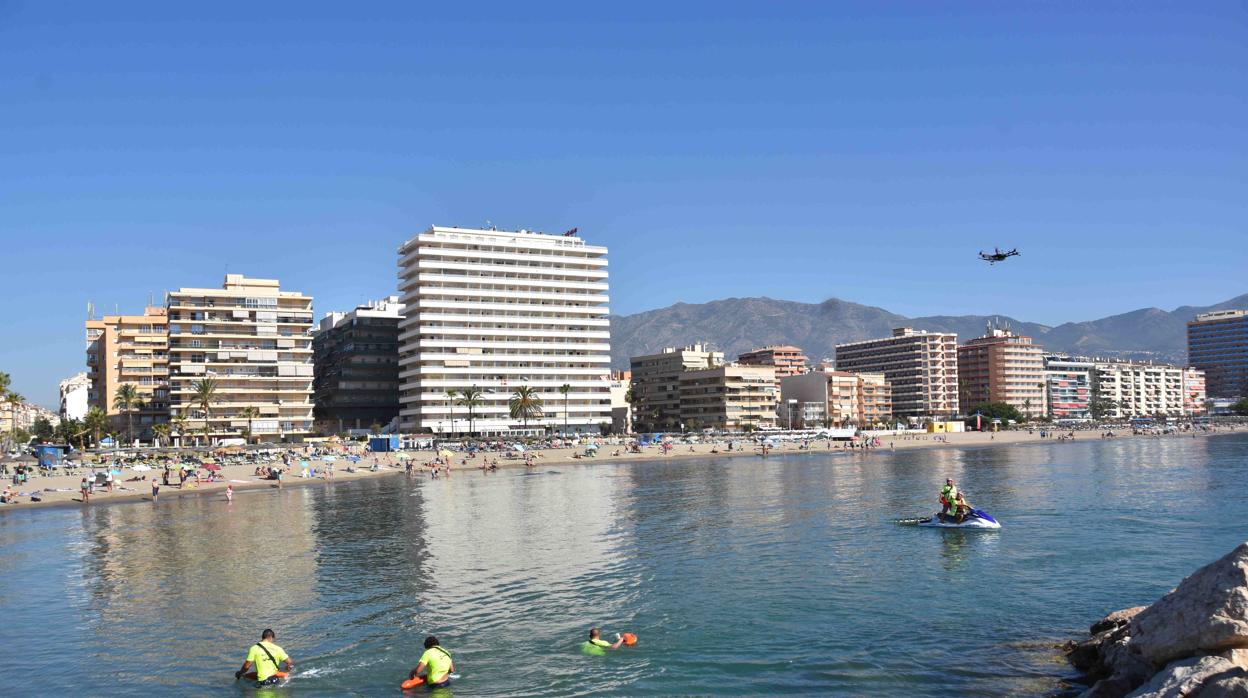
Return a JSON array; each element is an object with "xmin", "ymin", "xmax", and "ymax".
[
  {"xmin": 1092, "ymin": 360, "xmax": 1205, "ymax": 419},
  {"xmin": 313, "ymin": 296, "xmax": 404, "ymax": 433},
  {"xmin": 396, "ymin": 226, "xmax": 613, "ymax": 435},
  {"xmin": 956, "ymin": 326, "xmax": 1048, "ymax": 418},
  {"xmin": 1044, "ymin": 356, "xmax": 1094, "ymax": 420},
  {"xmin": 1187, "ymin": 310, "xmax": 1248, "ymax": 398},
  {"xmin": 780, "ymin": 370, "xmax": 892, "ymax": 428},
  {"xmin": 834, "ymin": 328, "xmax": 959, "ymax": 419},
  {"xmin": 85, "ymin": 305, "xmax": 170, "ymax": 439},
  {"xmin": 629, "ymin": 344, "xmax": 723, "ymax": 432},
  {"xmin": 167, "ymin": 275, "xmax": 314, "ymax": 443},
  {"xmin": 678, "ymin": 364, "xmax": 777, "ymax": 431}
]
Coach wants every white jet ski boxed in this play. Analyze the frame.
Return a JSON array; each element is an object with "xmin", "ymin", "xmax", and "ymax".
[{"xmin": 899, "ymin": 509, "xmax": 1002, "ymax": 530}]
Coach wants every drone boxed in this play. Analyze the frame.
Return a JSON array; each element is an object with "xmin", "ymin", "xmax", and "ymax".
[{"xmin": 979, "ymin": 247, "xmax": 1020, "ymax": 264}]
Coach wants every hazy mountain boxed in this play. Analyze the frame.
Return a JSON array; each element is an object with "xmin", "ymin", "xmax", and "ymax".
[{"xmin": 609, "ymin": 293, "xmax": 1248, "ymax": 368}]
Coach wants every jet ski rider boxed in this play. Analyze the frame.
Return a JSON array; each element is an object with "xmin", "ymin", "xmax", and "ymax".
[{"xmin": 940, "ymin": 478, "xmax": 958, "ymax": 517}]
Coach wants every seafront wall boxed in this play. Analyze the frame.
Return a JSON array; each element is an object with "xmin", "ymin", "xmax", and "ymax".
[{"xmin": 1065, "ymin": 541, "xmax": 1248, "ymax": 697}]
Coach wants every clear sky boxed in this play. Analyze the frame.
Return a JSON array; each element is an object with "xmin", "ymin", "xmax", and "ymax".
[{"xmin": 2, "ymin": 2, "xmax": 1246, "ymax": 407}]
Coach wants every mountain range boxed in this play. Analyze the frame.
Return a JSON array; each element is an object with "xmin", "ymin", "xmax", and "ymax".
[{"xmin": 608, "ymin": 293, "xmax": 1248, "ymax": 369}]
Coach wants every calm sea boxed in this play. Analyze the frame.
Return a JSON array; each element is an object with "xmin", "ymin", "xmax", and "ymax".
[{"xmin": 1, "ymin": 433, "xmax": 1245, "ymax": 696}]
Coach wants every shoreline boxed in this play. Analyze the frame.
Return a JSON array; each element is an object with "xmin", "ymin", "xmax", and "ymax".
[{"xmin": 3, "ymin": 426, "xmax": 1245, "ymax": 515}]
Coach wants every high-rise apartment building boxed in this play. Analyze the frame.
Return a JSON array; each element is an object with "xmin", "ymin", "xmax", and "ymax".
[
  {"xmin": 780, "ymin": 370, "xmax": 892, "ymax": 428},
  {"xmin": 1044, "ymin": 356, "xmax": 1094, "ymax": 420},
  {"xmin": 678, "ymin": 364, "xmax": 777, "ymax": 431},
  {"xmin": 629, "ymin": 344, "xmax": 723, "ymax": 432},
  {"xmin": 167, "ymin": 275, "xmax": 314, "ymax": 443},
  {"xmin": 738, "ymin": 345, "xmax": 809, "ymax": 386},
  {"xmin": 956, "ymin": 326, "xmax": 1048, "ymax": 418},
  {"xmin": 396, "ymin": 226, "xmax": 612, "ymax": 435},
  {"xmin": 1092, "ymin": 360, "xmax": 1205, "ymax": 419},
  {"xmin": 1187, "ymin": 310, "xmax": 1248, "ymax": 398},
  {"xmin": 834, "ymin": 328, "xmax": 959, "ymax": 419},
  {"xmin": 313, "ymin": 296, "xmax": 404, "ymax": 433},
  {"xmin": 85, "ymin": 305, "xmax": 170, "ymax": 440}
]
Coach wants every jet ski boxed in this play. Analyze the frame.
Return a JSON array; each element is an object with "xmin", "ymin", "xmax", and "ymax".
[{"xmin": 900, "ymin": 508, "xmax": 1002, "ymax": 529}]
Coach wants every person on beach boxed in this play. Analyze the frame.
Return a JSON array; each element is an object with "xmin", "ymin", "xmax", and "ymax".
[
  {"xmin": 940, "ymin": 479, "xmax": 958, "ymax": 516},
  {"xmin": 582, "ymin": 627, "xmax": 625, "ymax": 656},
  {"xmin": 105, "ymin": 469, "xmax": 114, "ymax": 493},
  {"xmin": 235, "ymin": 628, "xmax": 293, "ymax": 686},
  {"xmin": 408, "ymin": 635, "xmax": 454, "ymax": 688},
  {"xmin": 226, "ymin": 484, "xmax": 233, "ymax": 503},
  {"xmin": 151, "ymin": 480, "xmax": 159, "ymax": 502},
  {"xmin": 80, "ymin": 476, "xmax": 91, "ymax": 503}
]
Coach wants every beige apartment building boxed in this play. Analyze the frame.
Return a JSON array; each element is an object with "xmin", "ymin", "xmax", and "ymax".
[
  {"xmin": 678, "ymin": 364, "xmax": 777, "ymax": 431},
  {"xmin": 167, "ymin": 275, "xmax": 314, "ymax": 443},
  {"xmin": 85, "ymin": 305, "xmax": 170, "ymax": 440},
  {"xmin": 1093, "ymin": 360, "xmax": 1206, "ymax": 419},
  {"xmin": 957, "ymin": 327, "xmax": 1048, "ymax": 418},
  {"xmin": 629, "ymin": 344, "xmax": 723, "ymax": 432},
  {"xmin": 737, "ymin": 344, "xmax": 809, "ymax": 397},
  {"xmin": 834, "ymin": 328, "xmax": 959, "ymax": 419},
  {"xmin": 780, "ymin": 370, "xmax": 892, "ymax": 428}
]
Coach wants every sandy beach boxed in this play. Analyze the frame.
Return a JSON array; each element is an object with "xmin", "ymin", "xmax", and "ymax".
[{"xmin": 2, "ymin": 425, "xmax": 1244, "ymax": 512}]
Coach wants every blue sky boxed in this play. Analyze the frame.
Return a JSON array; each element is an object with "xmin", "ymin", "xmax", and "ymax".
[{"xmin": 2, "ymin": 2, "xmax": 1246, "ymax": 407}]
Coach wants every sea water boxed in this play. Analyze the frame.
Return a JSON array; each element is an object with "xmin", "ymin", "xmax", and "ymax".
[{"xmin": 0, "ymin": 434, "xmax": 1245, "ymax": 696}]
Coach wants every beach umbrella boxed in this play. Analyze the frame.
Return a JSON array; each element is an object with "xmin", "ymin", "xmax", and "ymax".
[
  {"xmin": 395, "ymin": 453, "xmax": 411, "ymax": 459},
  {"xmin": 438, "ymin": 449, "xmax": 454, "ymax": 459},
  {"xmin": 585, "ymin": 443, "xmax": 599, "ymax": 450},
  {"xmin": 511, "ymin": 444, "xmax": 525, "ymax": 453},
  {"xmin": 203, "ymin": 463, "xmax": 222, "ymax": 472}
]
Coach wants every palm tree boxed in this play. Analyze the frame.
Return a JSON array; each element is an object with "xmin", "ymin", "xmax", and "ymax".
[
  {"xmin": 152, "ymin": 423, "xmax": 170, "ymax": 448},
  {"xmin": 444, "ymin": 389, "xmax": 459, "ymax": 436},
  {"xmin": 558, "ymin": 383, "xmax": 573, "ymax": 435},
  {"xmin": 191, "ymin": 377, "xmax": 219, "ymax": 446},
  {"xmin": 508, "ymin": 386, "xmax": 544, "ymax": 430},
  {"xmin": 4, "ymin": 391, "xmax": 23, "ymax": 449},
  {"xmin": 84, "ymin": 407, "xmax": 108, "ymax": 448},
  {"xmin": 457, "ymin": 387, "xmax": 485, "ymax": 437},
  {"xmin": 171, "ymin": 415, "xmax": 189, "ymax": 448},
  {"xmin": 113, "ymin": 384, "xmax": 142, "ymax": 446},
  {"xmin": 239, "ymin": 406, "xmax": 260, "ymax": 444}
]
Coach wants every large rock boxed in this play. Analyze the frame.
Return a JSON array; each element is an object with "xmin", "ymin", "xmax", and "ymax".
[
  {"xmin": 1124, "ymin": 655, "xmax": 1240, "ymax": 697},
  {"xmin": 1199, "ymin": 674, "xmax": 1248, "ymax": 698},
  {"xmin": 1093, "ymin": 607, "xmax": 1149, "ymax": 635},
  {"xmin": 1130, "ymin": 543, "xmax": 1248, "ymax": 665}
]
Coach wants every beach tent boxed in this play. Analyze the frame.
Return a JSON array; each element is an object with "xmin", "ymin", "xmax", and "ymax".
[{"xmin": 511, "ymin": 444, "xmax": 525, "ymax": 453}]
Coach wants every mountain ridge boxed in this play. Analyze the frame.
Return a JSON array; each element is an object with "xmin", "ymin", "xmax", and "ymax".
[{"xmin": 608, "ymin": 293, "xmax": 1248, "ymax": 369}]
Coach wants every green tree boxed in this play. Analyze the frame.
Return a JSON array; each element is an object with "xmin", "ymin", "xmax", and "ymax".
[
  {"xmin": 10, "ymin": 427, "xmax": 30, "ymax": 446},
  {"xmin": 171, "ymin": 415, "xmax": 189, "ymax": 447},
  {"xmin": 508, "ymin": 386, "xmax": 544, "ymax": 430},
  {"xmin": 113, "ymin": 383, "xmax": 142, "ymax": 446},
  {"xmin": 191, "ymin": 377, "xmax": 219, "ymax": 446},
  {"xmin": 32, "ymin": 416, "xmax": 55, "ymax": 442},
  {"xmin": 1089, "ymin": 398, "xmax": 1119, "ymax": 421},
  {"xmin": 558, "ymin": 383, "xmax": 573, "ymax": 434},
  {"xmin": 152, "ymin": 423, "xmax": 170, "ymax": 448},
  {"xmin": 0, "ymin": 371, "xmax": 10, "ymax": 396},
  {"xmin": 457, "ymin": 387, "xmax": 485, "ymax": 437},
  {"xmin": 4, "ymin": 391, "xmax": 24, "ymax": 450},
  {"xmin": 84, "ymin": 407, "xmax": 108, "ymax": 447},
  {"xmin": 239, "ymin": 406, "xmax": 260, "ymax": 444},
  {"xmin": 444, "ymin": 389, "xmax": 458, "ymax": 436},
  {"xmin": 967, "ymin": 402, "xmax": 1026, "ymax": 426},
  {"xmin": 1231, "ymin": 398, "xmax": 1248, "ymax": 416}
]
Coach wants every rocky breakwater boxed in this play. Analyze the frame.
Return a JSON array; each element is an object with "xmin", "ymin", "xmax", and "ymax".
[{"xmin": 1066, "ymin": 541, "xmax": 1248, "ymax": 697}]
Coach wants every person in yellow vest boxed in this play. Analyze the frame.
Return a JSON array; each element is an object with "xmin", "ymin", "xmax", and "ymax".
[
  {"xmin": 408, "ymin": 636, "xmax": 454, "ymax": 688},
  {"xmin": 939, "ymin": 478, "xmax": 958, "ymax": 518},
  {"xmin": 235, "ymin": 628, "xmax": 293, "ymax": 685}
]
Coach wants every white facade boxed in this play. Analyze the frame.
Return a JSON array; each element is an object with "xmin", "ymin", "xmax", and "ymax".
[
  {"xmin": 396, "ymin": 226, "xmax": 612, "ymax": 435},
  {"xmin": 1093, "ymin": 360, "xmax": 1205, "ymax": 419},
  {"xmin": 59, "ymin": 372, "xmax": 91, "ymax": 421}
]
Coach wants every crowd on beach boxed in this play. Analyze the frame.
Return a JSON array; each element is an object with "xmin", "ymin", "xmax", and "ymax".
[{"xmin": 2, "ymin": 420, "xmax": 1246, "ymax": 509}]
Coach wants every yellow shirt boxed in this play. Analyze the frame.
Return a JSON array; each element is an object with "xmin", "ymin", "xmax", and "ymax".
[
  {"xmin": 418, "ymin": 646, "xmax": 453, "ymax": 684},
  {"xmin": 245, "ymin": 641, "xmax": 289, "ymax": 681}
]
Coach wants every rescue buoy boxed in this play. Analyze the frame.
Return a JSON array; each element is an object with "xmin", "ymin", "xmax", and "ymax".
[
  {"xmin": 400, "ymin": 676, "xmax": 425, "ymax": 690},
  {"xmin": 243, "ymin": 670, "xmax": 289, "ymax": 681},
  {"xmin": 621, "ymin": 632, "xmax": 638, "ymax": 646}
]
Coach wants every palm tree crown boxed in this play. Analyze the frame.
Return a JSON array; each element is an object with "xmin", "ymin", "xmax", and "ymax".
[{"xmin": 508, "ymin": 386, "xmax": 544, "ymax": 428}]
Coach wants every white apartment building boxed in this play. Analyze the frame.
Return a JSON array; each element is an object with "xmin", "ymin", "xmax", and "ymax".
[
  {"xmin": 59, "ymin": 372, "xmax": 91, "ymax": 422},
  {"xmin": 396, "ymin": 226, "xmax": 612, "ymax": 435},
  {"xmin": 1093, "ymin": 360, "xmax": 1206, "ymax": 419},
  {"xmin": 835, "ymin": 328, "xmax": 959, "ymax": 419},
  {"xmin": 167, "ymin": 275, "xmax": 315, "ymax": 443}
]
